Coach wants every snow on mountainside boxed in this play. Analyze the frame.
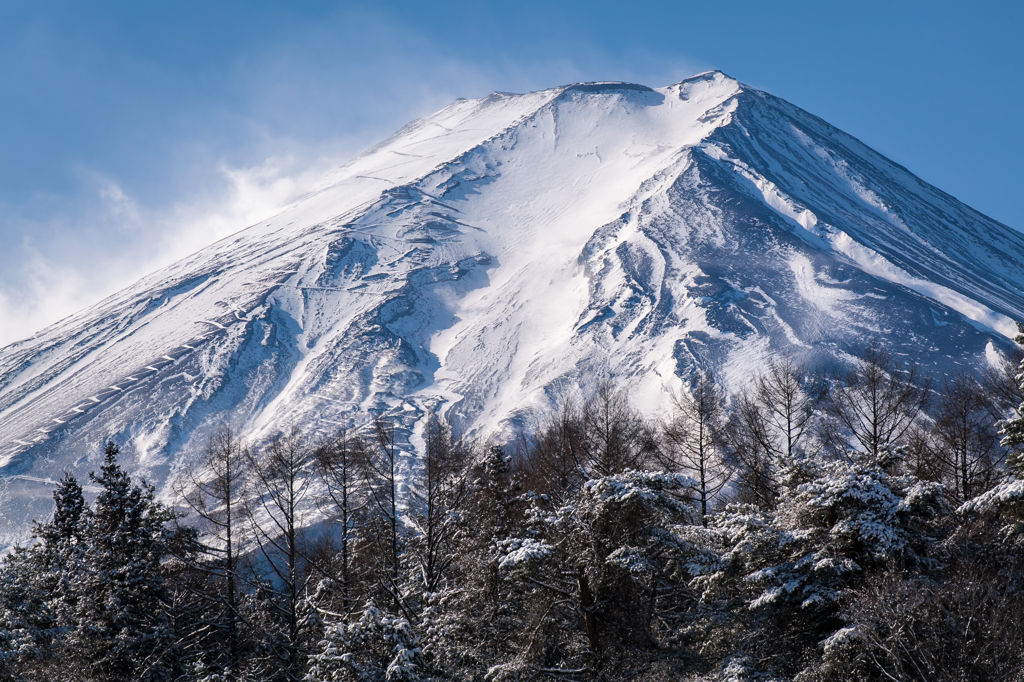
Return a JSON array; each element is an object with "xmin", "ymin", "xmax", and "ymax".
[{"xmin": 1, "ymin": 71, "xmax": 1022, "ymax": 544}]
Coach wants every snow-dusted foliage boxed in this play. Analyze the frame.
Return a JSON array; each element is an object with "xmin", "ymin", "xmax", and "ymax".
[
  {"xmin": 678, "ymin": 439, "xmax": 947, "ymax": 677},
  {"xmin": 959, "ymin": 477, "xmax": 1024, "ymax": 516},
  {"xmin": 495, "ymin": 537, "xmax": 553, "ymax": 574},
  {"xmin": 0, "ymin": 546, "xmax": 55, "ymax": 674},
  {"xmin": 74, "ymin": 443, "xmax": 179, "ymax": 680},
  {"xmin": 3, "ymin": 344, "xmax": 1024, "ymax": 680},
  {"xmin": 957, "ymin": 324, "xmax": 1024, "ymax": 535},
  {"xmin": 306, "ymin": 602, "xmax": 429, "ymax": 682},
  {"xmin": 0, "ymin": 443, "xmax": 180, "ymax": 681},
  {"xmin": 997, "ymin": 323, "xmax": 1024, "ymax": 466},
  {"xmin": 785, "ymin": 453, "xmax": 944, "ymax": 566}
]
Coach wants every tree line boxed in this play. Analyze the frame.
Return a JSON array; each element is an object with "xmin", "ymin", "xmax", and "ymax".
[{"xmin": 3, "ymin": 339, "xmax": 1024, "ymax": 681}]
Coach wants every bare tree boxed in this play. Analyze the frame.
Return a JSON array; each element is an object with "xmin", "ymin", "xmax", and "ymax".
[
  {"xmin": 756, "ymin": 357, "xmax": 821, "ymax": 461},
  {"xmin": 824, "ymin": 343, "xmax": 929, "ymax": 461},
  {"xmin": 516, "ymin": 398, "xmax": 588, "ymax": 506},
  {"xmin": 921, "ymin": 372, "xmax": 1004, "ymax": 502},
  {"xmin": 728, "ymin": 358, "xmax": 822, "ymax": 508},
  {"xmin": 244, "ymin": 429, "xmax": 316, "ymax": 681},
  {"xmin": 661, "ymin": 371, "xmax": 732, "ymax": 525},
  {"xmin": 313, "ymin": 424, "xmax": 368, "ymax": 614},
  {"xmin": 361, "ymin": 417, "xmax": 404, "ymax": 616},
  {"xmin": 576, "ymin": 382, "xmax": 657, "ymax": 477},
  {"xmin": 518, "ymin": 385, "xmax": 655, "ymax": 506},
  {"xmin": 172, "ymin": 427, "xmax": 250, "ymax": 676},
  {"xmin": 408, "ymin": 412, "xmax": 470, "ymax": 596}
]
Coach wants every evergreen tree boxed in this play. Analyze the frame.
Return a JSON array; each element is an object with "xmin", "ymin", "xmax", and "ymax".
[
  {"xmin": 418, "ymin": 446, "xmax": 527, "ymax": 678},
  {"xmin": 958, "ymin": 324, "xmax": 1024, "ymax": 536},
  {"xmin": 33, "ymin": 471, "xmax": 88, "ymax": 639},
  {"xmin": 35, "ymin": 471, "xmax": 86, "ymax": 548},
  {"xmin": 0, "ymin": 471, "xmax": 89, "ymax": 679},
  {"xmin": 0, "ymin": 546, "xmax": 57, "ymax": 678},
  {"xmin": 73, "ymin": 442, "xmax": 179, "ymax": 681},
  {"xmin": 306, "ymin": 601, "xmax": 429, "ymax": 682}
]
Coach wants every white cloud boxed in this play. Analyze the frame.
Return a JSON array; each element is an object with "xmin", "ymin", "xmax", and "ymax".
[
  {"xmin": 0, "ymin": 247, "xmax": 96, "ymax": 346},
  {"xmin": 0, "ymin": 7, "xmax": 706, "ymax": 348},
  {"xmin": 0, "ymin": 154, "xmax": 342, "ymax": 346},
  {"xmin": 163, "ymin": 155, "xmax": 337, "ymax": 258},
  {"xmin": 98, "ymin": 180, "xmax": 141, "ymax": 223}
]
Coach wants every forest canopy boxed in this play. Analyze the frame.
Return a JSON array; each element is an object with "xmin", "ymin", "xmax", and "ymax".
[{"xmin": 3, "ymin": 340, "xmax": 1024, "ymax": 681}]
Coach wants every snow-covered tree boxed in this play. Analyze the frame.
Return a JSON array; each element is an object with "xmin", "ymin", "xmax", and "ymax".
[
  {"xmin": 957, "ymin": 324, "xmax": 1024, "ymax": 537},
  {"xmin": 69, "ymin": 442, "xmax": 179, "ymax": 681},
  {"xmin": 685, "ymin": 442, "xmax": 944, "ymax": 677},
  {"xmin": 413, "ymin": 446, "xmax": 529, "ymax": 678},
  {"xmin": 305, "ymin": 601, "xmax": 430, "ymax": 682},
  {"xmin": 0, "ymin": 545, "xmax": 57, "ymax": 677}
]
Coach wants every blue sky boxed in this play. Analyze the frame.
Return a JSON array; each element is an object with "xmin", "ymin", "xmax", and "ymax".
[{"xmin": 0, "ymin": 0, "xmax": 1021, "ymax": 344}]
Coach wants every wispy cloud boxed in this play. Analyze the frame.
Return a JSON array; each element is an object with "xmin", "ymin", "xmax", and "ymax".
[{"xmin": 0, "ymin": 5, "xmax": 705, "ymax": 347}]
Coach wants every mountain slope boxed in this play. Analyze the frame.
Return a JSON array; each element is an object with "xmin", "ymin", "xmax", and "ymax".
[{"xmin": 1, "ymin": 71, "xmax": 1021, "ymax": 544}]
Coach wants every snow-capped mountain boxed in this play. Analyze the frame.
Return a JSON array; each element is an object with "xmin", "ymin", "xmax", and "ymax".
[{"xmin": 1, "ymin": 71, "xmax": 1022, "ymax": 544}]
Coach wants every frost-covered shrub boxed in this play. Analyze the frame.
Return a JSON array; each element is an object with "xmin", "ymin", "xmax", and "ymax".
[
  {"xmin": 682, "ymin": 447, "xmax": 946, "ymax": 677},
  {"xmin": 306, "ymin": 602, "xmax": 429, "ymax": 682},
  {"xmin": 784, "ymin": 452, "xmax": 945, "ymax": 568}
]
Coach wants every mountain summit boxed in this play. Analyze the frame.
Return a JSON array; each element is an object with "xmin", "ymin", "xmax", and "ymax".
[{"xmin": 1, "ymin": 71, "xmax": 1022, "ymax": 543}]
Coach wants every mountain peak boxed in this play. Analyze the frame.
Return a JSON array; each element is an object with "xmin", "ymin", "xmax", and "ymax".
[
  {"xmin": 672, "ymin": 69, "xmax": 738, "ymax": 87},
  {"xmin": 561, "ymin": 81, "xmax": 656, "ymax": 94}
]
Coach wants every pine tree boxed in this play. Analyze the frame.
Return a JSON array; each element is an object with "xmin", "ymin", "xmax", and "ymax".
[
  {"xmin": 306, "ymin": 601, "xmax": 429, "ymax": 682},
  {"xmin": 35, "ymin": 471, "xmax": 86, "ymax": 548},
  {"xmin": 73, "ymin": 442, "xmax": 179, "ymax": 681},
  {"xmin": 33, "ymin": 471, "xmax": 87, "ymax": 636},
  {"xmin": 0, "ymin": 545, "xmax": 57, "ymax": 677},
  {"xmin": 562, "ymin": 469, "xmax": 698, "ymax": 666},
  {"xmin": 0, "ymin": 471, "xmax": 91, "ymax": 679},
  {"xmin": 420, "ymin": 446, "xmax": 526, "ymax": 678}
]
